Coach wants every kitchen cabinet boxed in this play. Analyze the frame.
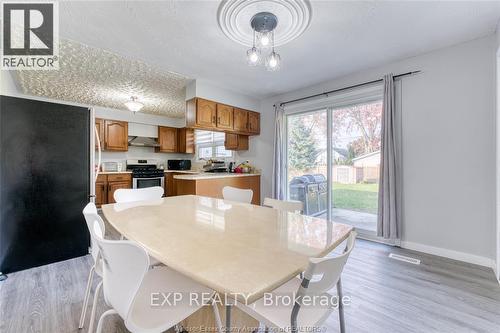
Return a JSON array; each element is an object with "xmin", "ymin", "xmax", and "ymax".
[
  {"xmin": 95, "ymin": 174, "xmax": 107, "ymax": 206},
  {"xmin": 95, "ymin": 173, "xmax": 132, "ymax": 207},
  {"xmin": 186, "ymin": 98, "xmax": 216, "ymax": 128},
  {"xmin": 224, "ymin": 133, "xmax": 248, "ymax": 151},
  {"xmin": 177, "ymin": 128, "xmax": 195, "ymax": 154},
  {"xmin": 107, "ymin": 181, "xmax": 131, "ymax": 204},
  {"xmin": 157, "ymin": 127, "xmax": 194, "ymax": 154},
  {"xmin": 216, "ymin": 103, "xmax": 233, "ymax": 130},
  {"xmin": 95, "ymin": 118, "xmax": 104, "ymax": 150},
  {"xmin": 104, "ymin": 119, "xmax": 128, "ymax": 151},
  {"xmin": 176, "ymin": 175, "xmax": 261, "ymax": 205},
  {"xmin": 186, "ymin": 98, "xmax": 260, "ymax": 136},
  {"xmin": 248, "ymin": 111, "xmax": 260, "ymax": 134},
  {"xmin": 157, "ymin": 126, "xmax": 178, "ymax": 153},
  {"xmin": 233, "ymin": 108, "xmax": 248, "ymax": 132}
]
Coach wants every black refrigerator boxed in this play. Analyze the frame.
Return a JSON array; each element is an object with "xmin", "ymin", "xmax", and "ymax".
[{"xmin": 0, "ymin": 95, "xmax": 91, "ymax": 274}]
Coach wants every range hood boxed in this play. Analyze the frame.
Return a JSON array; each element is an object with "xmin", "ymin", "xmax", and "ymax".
[{"xmin": 128, "ymin": 136, "xmax": 160, "ymax": 147}]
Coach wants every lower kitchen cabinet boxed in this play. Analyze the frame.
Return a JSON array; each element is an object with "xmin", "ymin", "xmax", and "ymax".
[{"xmin": 95, "ymin": 173, "xmax": 132, "ymax": 207}]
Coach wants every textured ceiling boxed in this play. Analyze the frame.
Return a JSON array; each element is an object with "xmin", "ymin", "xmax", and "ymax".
[
  {"xmin": 13, "ymin": 39, "xmax": 190, "ymax": 118},
  {"xmin": 57, "ymin": 1, "xmax": 500, "ymax": 99}
]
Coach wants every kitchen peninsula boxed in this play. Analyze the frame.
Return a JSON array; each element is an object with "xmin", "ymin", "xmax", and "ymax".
[{"xmin": 175, "ymin": 173, "xmax": 261, "ymax": 204}]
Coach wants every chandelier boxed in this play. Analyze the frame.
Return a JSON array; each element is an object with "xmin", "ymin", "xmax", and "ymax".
[{"xmin": 246, "ymin": 12, "xmax": 281, "ymax": 71}]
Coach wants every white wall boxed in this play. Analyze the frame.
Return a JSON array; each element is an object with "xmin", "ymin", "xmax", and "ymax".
[
  {"xmin": 186, "ymin": 79, "xmax": 261, "ymax": 111},
  {"xmin": 260, "ymin": 35, "xmax": 497, "ymax": 267},
  {"xmin": 1, "ymin": 71, "xmax": 193, "ymax": 166}
]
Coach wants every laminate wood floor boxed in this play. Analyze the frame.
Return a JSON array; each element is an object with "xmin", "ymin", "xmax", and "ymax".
[{"xmin": 1, "ymin": 236, "xmax": 499, "ymax": 333}]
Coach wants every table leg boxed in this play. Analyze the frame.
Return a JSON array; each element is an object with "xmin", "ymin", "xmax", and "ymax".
[{"xmin": 225, "ymin": 304, "xmax": 232, "ymax": 333}]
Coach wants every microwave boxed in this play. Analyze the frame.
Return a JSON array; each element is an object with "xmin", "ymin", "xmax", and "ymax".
[{"xmin": 167, "ymin": 159, "xmax": 191, "ymax": 171}]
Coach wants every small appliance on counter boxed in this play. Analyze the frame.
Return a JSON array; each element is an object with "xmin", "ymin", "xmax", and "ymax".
[
  {"xmin": 203, "ymin": 159, "xmax": 228, "ymax": 173},
  {"xmin": 167, "ymin": 159, "xmax": 192, "ymax": 171},
  {"xmin": 102, "ymin": 161, "xmax": 119, "ymax": 172}
]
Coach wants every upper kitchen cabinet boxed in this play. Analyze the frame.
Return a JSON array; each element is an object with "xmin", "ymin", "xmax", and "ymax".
[
  {"xmin": 186, "ymin": 98, "xmax": 260, "ymax": 135},
  {"xmin": 95, "ymin": 118, "xmax": 104, "ymax": 150},
  {"xmin": 177, "ymin": 128, "xmax": 195, "ymax": 154},
  {"xmin": 225, "ymin": 133, "xmax": 248, "ymax": 151},
  {"xmin": 104, "ymin": 119, "xmax": 128, "ymax": 151},
  {"xmin": 248, "ymin": 111, "xmax": 260, "ymax": 134},
  {"xmin": 187, "ymin": 98, "xmax": 216, "ymax": 129},
  {"xmin": 233, "ymin": 108, "xmax": 248, "ymax": 132},
  {"xmin": 216, "ymin": 103, "xmax": 233, "ymax": 130},
  {"xmin": 157, "ymin": 126, "xmax": 178, "ymax": 153}
]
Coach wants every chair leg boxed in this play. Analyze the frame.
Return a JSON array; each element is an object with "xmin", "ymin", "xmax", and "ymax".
[
  {"xmin": 96, "ymin": 309, "xmax": 117, "ymax": 333},
  {"xmin": 211, "ymin": 299, "xmax": 223, "ymax": 333},
  {"xmin": 337, "ymin": 277, "xmax": 346, "ymax": 333},
  {"xmin": 78, "ymin": 265, "xmax": 95, "ymax": 329},
  {"xmin": 88, "ymin": 280, "xmax": 103, "ymax": 333}
]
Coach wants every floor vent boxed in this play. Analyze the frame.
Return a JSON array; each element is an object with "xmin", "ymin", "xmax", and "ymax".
[{"xmin": 389, "ymin": 253, "xmax": 421, "ymax": 265}]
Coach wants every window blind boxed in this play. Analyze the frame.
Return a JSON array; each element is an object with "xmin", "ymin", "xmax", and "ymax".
[{"xmin": 195, "ymin": 130, "xmax": 225, "ymax": 146}]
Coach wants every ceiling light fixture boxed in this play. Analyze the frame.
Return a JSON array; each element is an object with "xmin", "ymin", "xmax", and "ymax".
[
  {"xmin": 246, "ymin": 12, "xmax": 281, "ymax": 71},
  {"xmin": 124, "ymin": 96, "xmax": 144, "ymax": 113}
]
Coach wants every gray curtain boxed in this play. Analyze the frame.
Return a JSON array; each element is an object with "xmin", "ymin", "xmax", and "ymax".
[
  {"xmin": 272, "ymin": 104, "xmax": 286, "ymax": 200},
  {"xmin": 378, "ymin": 74, "xmax": 401, "ymax": 240}
]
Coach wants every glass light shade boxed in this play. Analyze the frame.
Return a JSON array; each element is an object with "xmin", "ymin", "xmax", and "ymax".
[
  {"xmin": 257, "ymin": 31, "xmax": 272, "ymax": 48},
  {"xmin": 246, "ymin": 47, "xmax": 260, "ymax": 65},
  {"xmin": 265, "ymin": 51, "xmax": 281, "ymax": 71},
  {"xmin": 125, "ymin": 98, "xmax": 144, "ymax": 112}
]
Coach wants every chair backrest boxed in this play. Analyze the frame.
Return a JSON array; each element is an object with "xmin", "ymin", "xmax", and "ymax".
[
  {"xmin": 113, "ymin": 186, "xmax": 164, "ymax": 203},
  {"xmin": 263, "ymin": 197, "xmax": 303, "ymax": 213},
  {"xmin": 92, "ymin": 220, "xmax": 150, "ymax": 320},
  {"xmin": 82, "ymin": 202, "xmax": 106, "ymax": 263},
  {"xmin": 222, "ymin": 186, "xmax": 253, "ymax": 204},
  {"xmin": 300, "ymin": 230, "xmax": 357, "ymax": 296}
]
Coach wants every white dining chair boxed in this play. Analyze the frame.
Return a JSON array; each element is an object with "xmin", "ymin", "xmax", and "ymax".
[
  {"xmin": 113, "ymin": 186, "xmax": 164, "ymax": 203},
  {"xmin": 263, "ymin": 197, "xmax": 303, "ymax": 213},
  {"xmin": 90, "ymin": 219, "xmax": 219, "ymax": 333},
  {"xmin": 236, "ymin": 230, "xmax": 357, "ymax": 333},
  {"xmin": 222, "ymin": 186, "xmax": 253, "ymax": 204},
  {"xmin": 79, "ymin": 202, "xmax": 106, "ymax": 329}
]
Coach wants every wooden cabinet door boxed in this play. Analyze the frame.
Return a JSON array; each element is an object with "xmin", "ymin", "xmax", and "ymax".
[
  {"xmin": 107, "ymin": 181, "xmax": 131, "ymax": 204},
  {"xmin": 225, "ymin": 133, "xmax": 248, "ymax": 151},
  {"xmin": 95, "ymin": 118, "xmax": 104, "ymax": 150},
  {"xmin": 216, "ymin": 104, "xmax": 233, "ymax": 130},
  {"xmin": 233, "ymin": 108, "xmax": 248, "ymax": 132},
  {"xmin": 248, "ymin": 111, "xmax": 260, "ymax": 134},
  {"xmin": 104, "ymin": 120, "xmax": 128, "ymax": 151},
  {"xmin": 178, "ymin": 128, "xmax": 195, "ymax": 154},
  {"xmin": 95, "ymin": 180, "xmax": 107, "ymax": 207},
  {"xmin": 158, "ymin": 126, "xmax": 178, "ymax": 153},
  {"xmin": 224, "ymin": 133, "xmax": 238, "ymax": 150},
  {"xmin": 196, "ymin": 98, "xmax": 216, "ymax": 128}
]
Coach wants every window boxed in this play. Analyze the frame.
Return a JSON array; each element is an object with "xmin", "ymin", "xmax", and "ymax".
[{"xmin": 195, "ymin": 130, "xmax": 233, "ymax": 160}]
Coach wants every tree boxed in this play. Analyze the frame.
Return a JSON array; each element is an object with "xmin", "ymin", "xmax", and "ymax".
[
  {"xmin": 289, "ymin": 118, "xmax": 320, "ymax": 171},
  {"xmin": 333, "ymin": 102, "xmax": 382, "ymax": 156}
]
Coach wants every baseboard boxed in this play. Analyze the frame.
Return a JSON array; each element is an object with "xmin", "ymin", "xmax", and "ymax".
[{"xmin": 400, "ymin": 241, "xmax": 495, "ymax": 269}]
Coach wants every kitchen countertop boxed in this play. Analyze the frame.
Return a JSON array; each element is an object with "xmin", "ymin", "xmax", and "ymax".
[
  {"xmin": 173, "ymin": 172, "xmax": 260, "ymax": 180},
  {"xmin": 164, "ymin": 170, "xmax": 200, "ymax": 174},
  {"xmin": 98, "ymin": 171, "xmax": 132, "ymax": 174}
]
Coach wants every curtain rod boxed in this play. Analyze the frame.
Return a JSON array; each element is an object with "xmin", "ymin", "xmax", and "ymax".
[{"xmin": 276, "ymin": 70, "xmax": 421, "ymax": 107}]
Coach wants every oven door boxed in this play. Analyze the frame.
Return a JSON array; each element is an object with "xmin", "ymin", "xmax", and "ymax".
[{"xmin": 133, "ymin": 177, "xmax": 164, "ymax": 189}]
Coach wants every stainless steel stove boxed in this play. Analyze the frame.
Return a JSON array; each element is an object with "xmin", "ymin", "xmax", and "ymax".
[{"xmin": 126, "ymin": 159, "xmax": 165, "ymax": 189}]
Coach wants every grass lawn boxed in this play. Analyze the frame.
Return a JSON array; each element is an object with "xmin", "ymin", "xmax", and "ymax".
[{"xmin": 333, "ymin": 182, "xmax": 379, "ymax": 214}]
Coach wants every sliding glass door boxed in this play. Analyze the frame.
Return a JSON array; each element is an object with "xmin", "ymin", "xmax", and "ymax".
[{"xmin": 286, "ymin": 96, "xmax": 383, "ymax": 235}]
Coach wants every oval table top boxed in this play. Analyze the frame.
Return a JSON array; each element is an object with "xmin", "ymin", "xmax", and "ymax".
[{"xmin": 101, "ymin": 195, "xmax": 353, "ymax": 303}]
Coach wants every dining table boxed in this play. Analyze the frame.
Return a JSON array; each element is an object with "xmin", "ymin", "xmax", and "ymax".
[{"xmin": 101, "ymin": 194, "xmax": 353, "ymax": 332}]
